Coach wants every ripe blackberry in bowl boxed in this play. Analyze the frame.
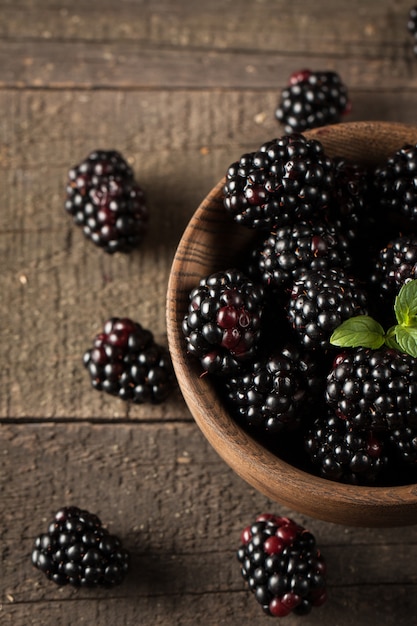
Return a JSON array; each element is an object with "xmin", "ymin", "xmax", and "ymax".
[
  {"xmin": 223, "ymin": 133, "xmax": 335, "ymax": 230},
  {"xmin": 65, "ymin": 149, "xmax": 149, "ymax": 253},
  {"xmin": 167, "ymin": 121, "xmax": 417, "ymax": 526},
  {"xmin": 83, "ymin": 317, "xmax": 175, "ymax": 403},
  {"xmin": 181, "ymin": 268, "xmax": 265, "ymax": 375},
  {"xmin": 31, "ymin": 506, "xmax": 129, "ymax": 587},
  {"xmin": 237, "ymin": 513, "xmax": 327, "ymax": 617},
  {"xmin": 275, "ymin": 69, "xmax": 350, "ymax": 134}
]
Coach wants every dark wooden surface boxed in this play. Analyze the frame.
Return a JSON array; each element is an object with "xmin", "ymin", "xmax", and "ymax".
[{"xmin": 2, "ymin": 1, "xmax": 417, "ymax": 624}]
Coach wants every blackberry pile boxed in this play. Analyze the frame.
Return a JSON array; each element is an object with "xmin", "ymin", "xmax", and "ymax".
[
  {"xmin": 65, "ymin": 149, "xmax": 149, "ymax": 253},
  {"xmin": 83, "ymin": 317, "xmax": 175, "ymax": 403},
  {"xmin": 183, "ymin": 131, "xmax": 417, "ymax": 487},
  {"xmin": 237, "ymin": 514, "xmax": 327, "ymax": 617},
  {"xmin": 275, "ymin": 70, "xmax": 350, "ymax": 134},
  {"xmin": 32, "ymin": 506, "xmax": 129, "ymax": 587}
]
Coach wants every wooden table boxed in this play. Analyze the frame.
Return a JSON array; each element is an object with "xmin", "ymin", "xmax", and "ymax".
[{"xmin": 2, "ymin": 1, "xmax": 417, "ymax": 624}]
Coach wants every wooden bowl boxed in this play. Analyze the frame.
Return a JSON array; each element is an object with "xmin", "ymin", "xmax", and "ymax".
[{"xmin": 166, "ymin": 121, "xmax": 417, "ymax": 527}]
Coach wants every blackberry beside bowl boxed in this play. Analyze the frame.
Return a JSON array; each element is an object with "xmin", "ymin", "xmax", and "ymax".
[{"xmin": 166, "ymin": 121, "xmax": 417, "ymax": 527}]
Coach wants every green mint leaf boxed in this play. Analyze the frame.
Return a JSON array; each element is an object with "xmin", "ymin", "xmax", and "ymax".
[
  {"xmin": 330, "ymin": 316, "xmax": 386, "ymax": 349},
  {"xmin": 385, "ymin": 326, "xmax": 403, "ymax": 351},
  {"xmin": 394, "ymin": 280, "xmax": 417, "ymax": 326},
  {"xmin": 395, "ymin": 325, "xmax": 417, "ymax": 357}
]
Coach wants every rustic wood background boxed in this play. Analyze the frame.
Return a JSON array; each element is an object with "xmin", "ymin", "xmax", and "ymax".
[{"xmin": 2, "ymin": 1, "xmax": 417, "ymax": 624}]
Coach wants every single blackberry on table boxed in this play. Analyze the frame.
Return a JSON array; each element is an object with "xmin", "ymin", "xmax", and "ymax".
[
  {"xmin": 181, "ymin": 269, "xmax": 265, "ymax": 375},
  {"xmin": 83, "ymin": 317, "xmax": 175, "ymax": 403},
  {"xmin": 65, "ymin": 149, "xmax": 149, "ymax": 253},
  {"xmin": 369, "ymin": 235, "xmax": 417, "ymax": 299},
  {"xmin": 325, "ymin": 347, "xmax": 417, "ymax": 432},
  {"xmin": 373, "ymin": 143, "xmax": 417, "ymax": 225},
  {"xmin": 286, "ymin": 268, "xmax": 368, "ymax": 350},
  {"xmin": 223, "ymin": 133, "xmax": 335, "ymax": 230},
  {"xmin": 275, "ymin": 69, "xmax": 350, "ymax": 134},
  {"xmin": 249, "ymin": 219, "xmax": 352, "ymax": 290},
  {"xmin": 237, "ymin": 513, "xmax": 327, "ymax": 617},
  {"xmin": 221, "ymin": 344, "xmax": 323, "ymax": 435},
  {"xmin": 32, "ymin": 506, "xmax": 129, "ymax": 587}
]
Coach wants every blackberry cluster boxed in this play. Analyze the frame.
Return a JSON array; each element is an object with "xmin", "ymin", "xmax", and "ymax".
[
  {"xmin": 373, "ymin": 143, "xmax": 417, "ymax": 225},
  {"xmin": 286, "ymin": 268, "xmax": 368, "ymax": 350},
  {"xmin": 237, "ymin": 514, "xmax": 327, "ymax": 618},
  {"xmin": 305, "ymin": 413, "xmax": 389, "ymax": 485},
  {"xmin": 325, "ymin": 348, "xmax": 417, "ymax": 432},
  {"xmin": 223, "ymin": 134, "xmax": 335, "ymax": 230},
  {"xmin": 222, "ymin": 345, "xmax": 322, "ymax": 435},
  {"xmin": 408, "ymin": 7, "xmax": 417, "ymax": 55},
  {"xmin": 275, "ymin": 70, "xmax": 350, "ymax": 134},
  {"xmin": 249, "ymin": 219, "xmax": 351, "ymax": 290},
  {"xmin": 65, "ymin": 149, "xmax": 149, "ymax": 253},
  {"xmin": 181, "ymin": 269, "xmax": 265, "ymax": 375},
  {"xmin": 83, "ymin": 317, "xmax": 175, "ymax": 403},
  {"xmin": 32, "ymin": 506, "xmax": 129, "ymax": 588}
]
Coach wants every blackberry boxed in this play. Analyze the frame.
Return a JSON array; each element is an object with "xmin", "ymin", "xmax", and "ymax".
[
  {"xmin": 325, "ymin": 347, "xmax": 417, "ymax": 432},
  {"xmin": 305, "ymin": 413, "xmax": 388, "ymax": 485},
  {"xmin": 65, "ymin": 149, "xmax": 149, "ymax": 253},
  {"xmin": 222, "ymin": 345, "xmax": 322, "ymax": 435},
  {"xmin": 237, "ymin": 513, "xmax": 327, "ymax": 617},
  {"xmin": 31, "ymin": 506, "xmax": 129, "ymax": 587},
  {"xmin": 370, "ymin": 235, "xmax": 417, "ymax": 299},
  {"xmin": 83, "ymin": 317, "xmax": 175, "ymax": 403},
  {"xmin": 275, "ymin": 70, "xmax": 350, "ymax": 134},
  {"xmin": 286, "ymin": 268, "xmax": 368, "ymax": 350},
  {"xmin": 250, "ymin": 219, "xmax": 352, "ymax": 290},
  {"xmin": 223, "ymin": 134, "xmax": 335, "ymax": 230},
  {"xmin": 408, "ymin": 7, "xmax": 417, "ymax": 55},
  {"xmin": 373, "ymin": 143, "xmax": 417, "ymax": 225},
  {"xmin": 389, "ymin": 423, "xmax": 417, "ymax": 472},
  {"xmin": 181, "ymin": 269, "xmax": 265, "ymax": 375}
]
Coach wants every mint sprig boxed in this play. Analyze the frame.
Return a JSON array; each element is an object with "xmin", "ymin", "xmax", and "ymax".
[{"xmin": 330, "ymin": 279, "xmax": 417, "ymax": 358}]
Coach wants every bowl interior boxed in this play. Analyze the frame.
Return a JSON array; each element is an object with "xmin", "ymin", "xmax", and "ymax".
[{"xmin": 167, "ymin": 121, "xmax": 417, "ymax": 526}]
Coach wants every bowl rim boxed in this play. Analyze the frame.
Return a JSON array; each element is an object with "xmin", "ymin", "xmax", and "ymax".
[{"xmin": 166, "ymin": 121, "xmax": 417, "ymax": 526}]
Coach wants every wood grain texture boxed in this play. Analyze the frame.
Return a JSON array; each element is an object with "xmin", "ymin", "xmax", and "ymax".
[{"xmin": 3, "ymin": 0, "xmax": 417, "ymax": 623}]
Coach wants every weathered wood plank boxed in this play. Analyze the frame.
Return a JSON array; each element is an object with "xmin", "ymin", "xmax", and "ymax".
[
  {"xmin": 0, "ymin": 0, "xmax": 413, "ymax": 60},
  {"xmin": 0, "ymin": 40, "xmax": 416, "ymax": 89},
  {"xmin": 3, "ymin": 422, "xmax": 417, "ymax": 625}
]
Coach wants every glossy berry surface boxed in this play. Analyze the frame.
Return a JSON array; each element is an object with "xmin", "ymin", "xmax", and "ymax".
[
  {"xmin": 65, "ymin": 149, "xmax": 149, "ymax": 253},
  {"xmin": 223, "ymin": 133, "xmax": 335, "ymax": 230},
  {"xmin": 237, "ymin": 514, "xmax": 327, "ymax": 617},
  {"xmin": 83, "ymin": 317, "xmax": 175, "ymax": 403},
  {"xmin": 31, "ymin": 506, "xmax": 129, "ymax": 588},
  {"xmin": 182, "ymin": 269, "xmax": 265, "ymax": 375},
  {"xmin": 275, "ymin": 69, "xmax": 350, "ymax": 133}
]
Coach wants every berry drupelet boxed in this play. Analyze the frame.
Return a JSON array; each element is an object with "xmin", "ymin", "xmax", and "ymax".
[
  {"xmin": 408, "ymin": 7, "xmax": 417, "ymax": 55},
  {"xmin": 286, "ymin": 268, "xmax": 368, "ymax": 350},
  {"xmin": 83, "ymin": 317, "xmax": 175, "ymax": 403},
  {"xmin": 305, "ymin": 413, "xmax": 389, "ymax": 485},
  {"xmin": 223, "ymin": 133, "xmax": 335, "ymax": 230},
  {"xmin": 325, "ymin": 347, "xmax": 417, "ymax": 432},
  {"xmin": 182, "ymin": 269, "xmax": 265, "ymax": 375},
  {"xmin": 65, "ymin": 149, "xmax": 149, "ymax": 253},
  {"xmin": 275, "ymin": 69, "xmax": 350, "ymax": 134},
  {"xmin": 31, "ymin": 506, "xmax": 129, "ymax": 588},
  {"xmin": 237, "ymin": 513, "xmax": 327, "ymax": 617}
]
